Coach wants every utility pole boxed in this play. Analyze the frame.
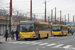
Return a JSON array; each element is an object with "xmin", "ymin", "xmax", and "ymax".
[
  {"xmin": 45, "ymin": 0, "xmax": 46, "ymax": 22},
  {"xmin": 34, "ymin": 14, "xmax": 35, "ymax": 20},
  {"xmin": 73, "ymin": 15, "xmax": 74, "ymax": 22},
  {"xmin": 17, "ymin": 11, "xmax": 19, "ymax": 16},
  {"xmin": 17, "ymin": 11, "xmax": 20, "ymax": 23},
  {"xmin": 60, "ymin": 10, "xmax": 61, "ymax": 24},
  {"xmin": 65, "ymin": 15, "xmax": 66, "ymax": 25},
  {"xmin": 9, "ymin": 0, "xmax": 12, "ymax": 33},
  {"xmin": 30, "ymin": 0, "xmax": 32, "ymax": 20},
  {"xmin": 68, "ymin": 13, "xmax": 69, "ymax": 22},
  {"xmin": 51, "ymin": 10, "xmax": 53, "ymax": 23},
  {"xmin": 55, "ymin": 7, "xmax": 56, "ymax": 24},
  {"xmin": 48, "ymin": 16, "xmax": 49, "ymax": 23}
]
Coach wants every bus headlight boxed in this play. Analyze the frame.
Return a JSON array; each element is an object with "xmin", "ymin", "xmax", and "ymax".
[{"xmin": 32, "ymin": 34, "xmax": 33, "ymax": 35}]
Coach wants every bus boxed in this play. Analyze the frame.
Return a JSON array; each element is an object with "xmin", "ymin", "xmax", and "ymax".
[
  {"xmin": 18, "ymin": 21, "xmax": 51, "ymax": 40},
  {"xmin": 51, "ymin": 24, "xmax": 68, "ymax": 36}
]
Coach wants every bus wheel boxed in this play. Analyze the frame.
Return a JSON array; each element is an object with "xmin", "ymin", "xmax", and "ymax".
[
  {"xmin": 24, "ymin": 38, "xmax": 27, "ymax": 40},
  {"xmin": 65, "ymin": 33, "xmax": 67, "ymax": 36},
  {"xmin": 44, "ymin": 34, "xmax": 48, "ymax": 39},
  {"xmin": 46, "ymin": 34, "xmax": 48, "ymax": 39}
]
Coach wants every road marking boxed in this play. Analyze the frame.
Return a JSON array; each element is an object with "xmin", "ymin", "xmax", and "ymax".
[
  {"xmin": 19, "ymin": 42, "xmax": 27, "ymax": 44},
  {"xmin": 32, "ymin": 42, "xmax": 42, "ymax": 45},
  {"xmin": 9, "ymin": 42, "xmax": 20, "ymax": 44},
  {"xmin": 27, "ymin": 41, "xmax": 36, "ymax": 44},
  {"xmin": 40, "ymin": 40, "xmax": 42, "ymax": 41},
  {"xmin": 8, "ymin": 42, "xmax": 14, "ymax": 43},
  {"xmin": 8, "ymin": 41, "xmax": 36, "ymax": 44},
  {"xmin": 36, "ymin": 49, "xmax": 39, "ymax": 50},
  {"xmin": 53, "ymin": 44, "xmax": 64, "ymax": 48},
  {"xmin": 39, "ymin": 43, "xmax": 48, "ymax": 45},
  {"xmin": 63, "ymin": 45, "xmax": 72, "ymax": 48},
  {"xmin": 31, "ymin": 41, "xmax": 36, "ymax": 43},
  {"xmin": 49, "ymin": 37, "xmax": 55, "ymax": 38},
  {"xmin": 73, "ymin": 48, "xmax": 75, "ymax": 49},
  {"xmin": 46, "ymin": 43, "xmax": 56, "ymax": 46},
  {"xmin": 42, "ymin": 47, "xmax": 45, "ymax": 48}
]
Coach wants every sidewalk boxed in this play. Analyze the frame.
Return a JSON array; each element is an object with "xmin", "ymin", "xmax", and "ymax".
[
  {"xmin": 0, "ymin": 37, "xmax": 16, "ymax": 42},
  {"xmin": 0, "ymin": 36, "xmax": 4, "ymax": 39}
]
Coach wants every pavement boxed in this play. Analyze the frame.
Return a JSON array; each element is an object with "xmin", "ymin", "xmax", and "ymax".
[
  {"xmin": 0, "ymin": 36, "xmax": 3, "ymax": 39},
  {"xmin": 0, "ymin": 34, "xmax": 75, "ymax": 50}
]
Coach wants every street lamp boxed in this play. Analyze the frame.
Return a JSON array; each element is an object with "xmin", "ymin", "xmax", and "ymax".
[
  {"xmin": 55, "ymin": 7, "xmax": 56, "ymax": 24},
  {"xmin": 51, "ymin": 7, "xmax": 55, "ymax": 24},
  {"xmin": 73, "ymin": 15, "xmax": 74, "ymax": 22}
]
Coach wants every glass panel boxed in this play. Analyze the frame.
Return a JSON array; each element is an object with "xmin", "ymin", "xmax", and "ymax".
[
  {"xmin": 35, "ymin": 24, "xmax": 49, "ymax": 31},
  {"xmin": 20, "ymin": 24, "xmax": 34, "ymax": 32},
  {"xmin": 52, "ymin": 26, "xmax": 61, "ymax": 31}
]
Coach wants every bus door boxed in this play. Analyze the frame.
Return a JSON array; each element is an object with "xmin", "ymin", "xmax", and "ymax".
[{"xmin": 34, "ymin": 24, "xmax": 41, "ymax": 38}]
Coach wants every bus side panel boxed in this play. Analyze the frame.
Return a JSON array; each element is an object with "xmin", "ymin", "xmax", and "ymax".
[
  {"xmin": 39, "ymin": 31, "xmax": 50, "ymax": 38},
  {"xmin": 63, "ymin": 31, "xmax": 68, "ymax": 35},
  {"xmin": 62, "ymin": 26, "xmax": 68, "ymax": 35}
]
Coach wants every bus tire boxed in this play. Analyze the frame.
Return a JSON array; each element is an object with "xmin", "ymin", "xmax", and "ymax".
[
  {"xmin": 46, "ymin": 34, "xmax": 48, "ymax": 39},
  {"xmin": 44, "ymin": 34, "xmax": 48, "ymax": 39},
  {"xmin": 24, "ymin": 38, "xmax": 27, "ymax": 40},
  {"xmin": 65, "ymin": 33, "xmax": 67, "ymax": 36}
]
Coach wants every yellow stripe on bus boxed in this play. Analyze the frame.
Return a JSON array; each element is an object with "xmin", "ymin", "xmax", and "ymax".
[
  {"xmin": 39, "ymin": 22, "xmax": 49, "ymax": 25},
  {"xmin": 20, "ymin": 21, "xmax": 29, "ymax": 22}
]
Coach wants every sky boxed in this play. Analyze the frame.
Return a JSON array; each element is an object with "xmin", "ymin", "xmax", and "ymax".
[{"xmin": 0, "ymin": 0, "xmax": 75, "ymax": 22}]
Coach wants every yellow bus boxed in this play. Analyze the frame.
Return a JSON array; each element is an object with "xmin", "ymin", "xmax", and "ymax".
[
  {"xmin": 51, "ymin": 24, "xmax": 68, "ymax": 36},
  {"xmin": 18, "ymin": 21, "xmax": 51, "ymax": 40}
]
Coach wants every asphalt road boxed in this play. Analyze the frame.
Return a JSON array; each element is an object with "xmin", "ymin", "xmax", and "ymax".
[{"xmin": 0, "ymin": 34, "xmax": 75, "ymax": 50}]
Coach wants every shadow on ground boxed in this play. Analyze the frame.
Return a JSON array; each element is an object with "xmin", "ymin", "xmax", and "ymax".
[
  {"xmin": 0, "ymin": 42, "xmax": 3, "ymax": 44},
  {"xmin": 18, "ymin": 38, "xmax": 45, "ymax": 41}
]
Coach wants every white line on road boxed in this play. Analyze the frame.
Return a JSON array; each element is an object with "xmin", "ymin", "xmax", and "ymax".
[
  {"xmin": 26, "ymin": 41, "xmax": 37, "ymax": 44},
  {"xmin": 46, "ymin": 43, "xmax": 56, "ymax": 46},
  {"xmin": 8, "ymin": 41, "xmax": 36, "ymax": 44},
  {"xmin": 19, "ymin": 42, "xmax": 27, "ymax": 44},
  {"xmin": 32, "ymin": 42, "xmax": 42, "ymax": 45},
  {"xmin": 42, "ymin": 47, "xmax": 45, "ymax": 48},
  {"xmin": 63, "ymin": 45, "xmax": 72, "ymax": 49},
  {"xmin": 8, "ymin": 42, "xmax": 20, "ymax": 44},
  {"xmin": 8, "ymin": 42, "xmax": 14, "ymax": 43},
  {"xmin": 39, "ymin": 43, "xmax": 48, "ymax": 45},
  {"xmin": 36, "ymin": 49, "xmax": 39, "ymax": 50},
  {"xmin": 53, "ymin": 44, "xmax": 64, "ymax": 48}
]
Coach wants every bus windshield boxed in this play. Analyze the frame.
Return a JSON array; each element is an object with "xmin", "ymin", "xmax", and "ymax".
[
  {"xmin": 52, "ymin": 26, "xmax": 61, "ymax": 31},
  {"xmin": 20, "ymin": 24, "xmax": 34, "ymax": 32}
]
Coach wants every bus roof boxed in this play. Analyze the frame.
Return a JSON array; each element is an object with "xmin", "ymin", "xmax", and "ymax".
[
  {"xmin": 20, "ymin": 21, "xmax": 50, "ymax": 25},
  {"xmin": 52, "ymin": 24, "xmax": 68, "ymax": 27}
]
